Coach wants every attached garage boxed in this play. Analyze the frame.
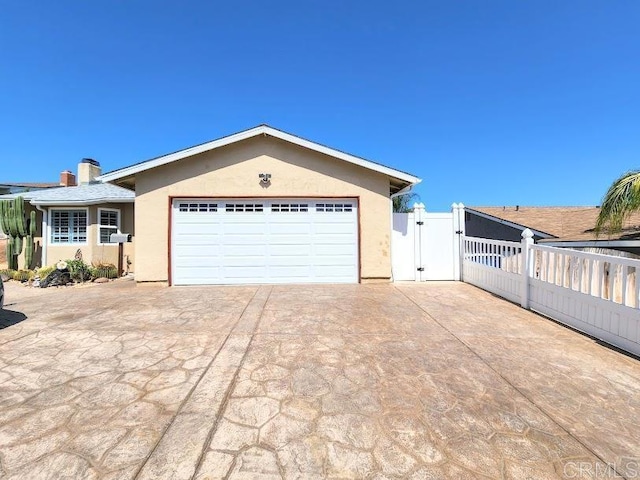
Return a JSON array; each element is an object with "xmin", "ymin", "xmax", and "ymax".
[
  {"xmin": 98, "ymin": 125, "xmax": 420, "ymax": 285},
  {"xmin": 172, "ymin": 198, "xmax": 358, "ymax": 285}
]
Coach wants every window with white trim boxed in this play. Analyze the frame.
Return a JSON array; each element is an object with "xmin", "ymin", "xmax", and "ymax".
[
  {"xmin": 98, "ymin": 209, "xmax": 120, "ymax": 244},
  {"xmin": 51, "ymin": 210, "xmax": 87, "ymax": 244}
]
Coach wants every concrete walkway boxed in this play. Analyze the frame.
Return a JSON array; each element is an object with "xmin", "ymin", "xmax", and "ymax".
[{"xmin": 0, "ymin": 280, "xmax": 639, "ymax": 479}]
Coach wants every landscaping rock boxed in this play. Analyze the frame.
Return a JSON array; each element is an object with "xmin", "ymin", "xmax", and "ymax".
[
  {"xmin": 93, "ymin": 277, "xmax": 110, "ymax": 284},
  {"xmin": 0, "ymin": 273, "xmax": 10, "ymax": 282}
]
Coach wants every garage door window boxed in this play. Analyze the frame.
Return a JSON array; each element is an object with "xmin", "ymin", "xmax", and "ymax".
[
  {"xmin": 316, "ymin": 203, "xmax": 353, "ymax": 212},
  {"xmin": 271, "ymin": 203, "xmax": 309, "ymax": 213},
  {"xmin": 225, "ymin": 203, "xmax": 264, "ymax": 212},
  {"xmin": 178, "ymin": 202, "xmax": 218, "ymax": 212}
]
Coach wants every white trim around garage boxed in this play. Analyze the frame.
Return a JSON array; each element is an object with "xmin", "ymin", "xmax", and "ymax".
[{"xmin": 170, "ymin": 198, "xmax": 360, "ymax": 285}]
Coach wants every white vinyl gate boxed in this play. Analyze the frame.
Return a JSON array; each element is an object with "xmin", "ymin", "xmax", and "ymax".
[
  {"xmin": 172, "ymin": 198, "xmax": 358, "ymax": 285},
  {"xmin": 392, "ymin": 203, "xmax": 464, "ymax": 281}
]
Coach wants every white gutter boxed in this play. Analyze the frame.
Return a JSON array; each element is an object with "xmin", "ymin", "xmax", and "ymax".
[
  {"xmin": 30, "ymin": 199, "xmax": 134, "ymax": 206},
  {"xmin": 35, "ymin": 205, "xmax": 47, "ymax": 267},
  {"xmin": 389, "ymin": 180, "xmax": 421, "ymax": 282}
]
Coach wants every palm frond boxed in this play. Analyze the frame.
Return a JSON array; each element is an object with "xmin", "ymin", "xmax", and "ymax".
[{"xmin": 596, "ymin": 171, "xmax": 640, "ymax": 236}]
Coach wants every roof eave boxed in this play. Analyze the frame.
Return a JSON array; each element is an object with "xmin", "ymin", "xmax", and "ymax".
[
  {"xmin": 97, "ymin": 125, "xmax": 421, "ymax": 186},
  {"xmin": 30, "ymin": 198, "xmax": 135, "ymax": 206}
]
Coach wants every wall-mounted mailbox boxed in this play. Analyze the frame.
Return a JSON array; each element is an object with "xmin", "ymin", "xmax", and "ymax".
[{"xmin": 110, "ymin": 233, "xmax": 132, "ymax": 243}]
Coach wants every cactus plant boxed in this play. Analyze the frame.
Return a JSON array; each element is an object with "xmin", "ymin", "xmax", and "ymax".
[{"xmin": 0, "ymin": 197, "xmax": 37, "ymax": 270}]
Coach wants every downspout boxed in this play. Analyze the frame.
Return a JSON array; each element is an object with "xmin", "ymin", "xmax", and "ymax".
[
  {"xmin": 35, "ymin": 204, "xmax": 47, "ymax": 267},
  {"xmin": 389, "ymin": 181, "xmax": 421, "ymax": 282}
]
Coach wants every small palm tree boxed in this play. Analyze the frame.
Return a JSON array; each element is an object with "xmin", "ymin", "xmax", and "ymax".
[
  {"xmin": 596, "ymin": 170, "xmax": 640, "ymax": 234},
  {"xmin": 392, "ymin": 193, "xmax": 419, "ymax": 213}
]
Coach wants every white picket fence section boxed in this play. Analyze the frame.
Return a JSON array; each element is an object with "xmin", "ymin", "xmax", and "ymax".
[
  {"xmin": 462, "ymin": 236, "xmax": 523, "ymax": 304},
  {"xmin": 462, "ymin": 230, "xmax": 640, "ymax": 356}
]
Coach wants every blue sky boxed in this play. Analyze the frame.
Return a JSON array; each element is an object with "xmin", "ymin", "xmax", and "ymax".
[{"xmin": 1, "ymin": 1, "xmax": 638, "ymax": 210}]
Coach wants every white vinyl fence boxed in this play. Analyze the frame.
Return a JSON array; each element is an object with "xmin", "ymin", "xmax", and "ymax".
[
  {"xmin": 462, "ymin": 236, "xmax": 523, "ymax": 304},
  {"xmin": 463, "ymin": 230, "xmax": 640, "ymax": 357},
  {"xmin": 392, "ymin": 203, "xmax": 462, "ymax": 281}
]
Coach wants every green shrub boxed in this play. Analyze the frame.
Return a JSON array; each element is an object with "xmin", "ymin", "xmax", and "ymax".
[
  {"xmin": 0, "ymin": 269, "xmax": 16, "ymax": 280},
  {"xmin": 65, "ymin": 259, "xmax": 91, "ymax": 282},
  {"xmin": 13, "ymin": 269, "xmax": 33, "ymax": 282},
  {"xmin": 35, "ymin": 265, "xmax": 55, "ymax": 280},
  {"xmin": 91, "ymin": 262, "xmax": 118, "ymax": 280}
]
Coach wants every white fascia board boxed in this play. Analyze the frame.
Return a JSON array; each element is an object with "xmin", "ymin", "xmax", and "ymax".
[
  {"xmin": 541, "ymin": 240, "xmax": 640, "ymax": 248},
  {"xmin": 30, "ymin": 198, "xmax": 134, "ymax": 206},
  {"xmin": 97, "ymin": 126, "xmax": 421, "ymax": 185},
  {"xmin": 464, "ymin": 208, "xmax": 554, "ymax": 239}
]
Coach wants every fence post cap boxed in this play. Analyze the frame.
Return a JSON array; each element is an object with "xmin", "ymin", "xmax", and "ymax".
[
  {"xmin": 451, "ymin": 202, "xmax": 459, "ymax": 209},
  {"xmin": 458, "ymin": 202, "xmax": 465, "ymax": 209},
  {"xmin": 521, "ymin": 228, "xmax": 534, "ymax": 239}
]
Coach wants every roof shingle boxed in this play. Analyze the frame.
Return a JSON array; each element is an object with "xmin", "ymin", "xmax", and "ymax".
[
  {"xmin": 0, "ymin": 183, "xmax": 134, "ymax": 205},
  {"xmin": 468, "ymin": 206, "xmax": 640, "ymax": 242}
]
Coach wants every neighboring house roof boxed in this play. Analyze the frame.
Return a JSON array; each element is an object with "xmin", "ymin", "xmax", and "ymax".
[
  {"xmin": 0, "ymin": 182, "xmax": 60, "ymax": 189},
  {"xmin": 97, "ymin": 124, "xmax": 421, "ymax": 194},
  {"xmin": 0, "ymin": 183, "xmax": 134, "ymax": 206},
  {"xmin": 467, "ymin": 206, "xmax": 640, "ymax": 245}
]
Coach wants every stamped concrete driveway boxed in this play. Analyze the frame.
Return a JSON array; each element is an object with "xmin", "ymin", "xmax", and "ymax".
[{"xmin": 0, "ymin": 280, "xmax": 639, "ymax": 479}]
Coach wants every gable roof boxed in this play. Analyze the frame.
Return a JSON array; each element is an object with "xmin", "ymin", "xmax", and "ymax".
[
  {"xmin": 0, "ymin": 183, "xmax": 134, "ymax": 206},
  {"xmin": 97, "ymin": 125, "xmax": 421, "ymax": 193},
  {"xmin": 467, "ymin": 206, "xmax": 640, "ymax": 243}
]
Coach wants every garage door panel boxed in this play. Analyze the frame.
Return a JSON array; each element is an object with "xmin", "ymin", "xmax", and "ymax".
[
  {"xmin": 315, "ymin": 265, "xmax": 357, "ymax": 278},
  {"xmin": 172, "ymin": 198, "xmax": 358, "ymax": 285},
  {"xmin": 313, "ymin": 255, "xmax": 356, "ymax": 266},
  {"xmin": 268, "ymin": 255, "xmax": 316, "ymax": 267},
  {"xmin": 315, "ymin": 244, "xmax": 354, "ymax": 256},
  {"xmin": 269, "ymin": 266, "xmax": 312, "ymax": 277},
  {"xmin": 222, "ymin": 244, "xmax": 268, "ymax": 256},
  {"xmin": 221, "ymin": 266, "xmax": 268, "ymax": 278},
  {"xmin": 222, "ymin": 224, "xmax": 268, "ymax": 235},
  {"xmin": 174, "ymin": 235, "xmax": 222, "ymax": 246},
  {"xmin": 174, "ymin": 250, "xmax": 222, "ymax": 262},
  {"xmin": 175, "ymin": 223, "xmax": 222, "ymax": 234},
  {"xmin": 176, "ymin": 255, "xmax": 222, "ymax": 268},
  {"xmin": 175, "ymin": 266, "xmax": 222, "ymax": 279},
  {"xmin": 221, "ymin": 235, "xmax": 269, "ymax": 245},
  {"xmin": 313, "ymin": 223, "xmax": 355, "ymax": 234},
  {"xmin": 269, "ymin": 244, "xmax": 312, "ymax": 256},
  {"xmin": 268, "ymin": 223, "xmax": 312, "ymax": 235}
]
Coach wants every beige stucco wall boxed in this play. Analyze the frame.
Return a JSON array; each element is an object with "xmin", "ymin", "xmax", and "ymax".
[
  {"xmin": 135, "ymin": 135, "xmax": 392, "ymax": 283},
  {"xmin": 45, "ymin": 203, "xmax": 135, "ymax": 271},
  {"xmin": 4, "ymin": 202, "xmax": 135, "ymax": 271}
]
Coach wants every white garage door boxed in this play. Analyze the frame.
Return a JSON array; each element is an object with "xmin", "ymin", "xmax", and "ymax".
[{"xmin": 172, "ymin": 198, "xmax": 359, "ymax": 285}]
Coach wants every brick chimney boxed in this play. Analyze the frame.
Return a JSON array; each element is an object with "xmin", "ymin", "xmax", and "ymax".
[
  {"xmin": 78, "ymin": 158, "xmax": 102, "ymax": 185},
  {"xmin": 60, "ymin": 170, "xmax": 77, "ymax": 187}
]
